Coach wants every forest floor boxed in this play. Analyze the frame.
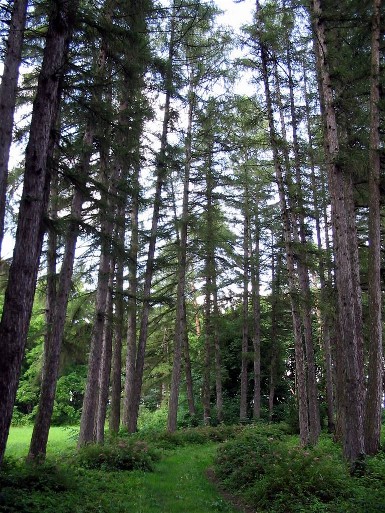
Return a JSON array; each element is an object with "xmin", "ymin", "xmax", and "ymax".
[{"xmin": 2, "ymin": 427, "xmax": 242, "ymax": 513}]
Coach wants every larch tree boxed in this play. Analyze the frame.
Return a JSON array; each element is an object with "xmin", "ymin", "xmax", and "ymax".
[
  {"xmin": 0, "ymin": 0, "xmax": 79, "ymax": 466},
  {"xmin": 310, "ymin": 0, "xmax": 366, "ymax": 462},
  {"xmin": 364, "ymin": 0, "xmax": 382, "ymax": 456},
  {"xmin": 0, "ymin": 0, "xmax": 29, "ymax": 255}
]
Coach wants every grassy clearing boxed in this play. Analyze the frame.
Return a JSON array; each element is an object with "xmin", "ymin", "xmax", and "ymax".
[
  {"xmin": 6, "ymin": 426, "xmax": 78, "ymax": 459},
  {"xmin": 2, "ymin": 427, "xmax": 238, "ymax": 513}
]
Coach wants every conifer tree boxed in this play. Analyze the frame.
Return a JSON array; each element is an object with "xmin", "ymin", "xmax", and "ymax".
[{"xmin": 0, "ymin": 0, "xmax": 79, "ymax": 465}]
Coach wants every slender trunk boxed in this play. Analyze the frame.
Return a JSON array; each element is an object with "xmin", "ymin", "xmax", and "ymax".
[
  {"xmin": 78, "ymin": 147, "xmax": 117, "ymax": 445},
  {"xmin": 286, "ymin": 50, "xmax": 320, "ymax": 444},
  {"xmin": 202, "ymin": 273, "xmax": 212, "ymax": 426},
  {"xmin": 240, "ymin": 198, "xmax": 250, "ymax": 422},
  {"xmin": 0, "ymin": 0, "xmax": 28, "ymax": 254},
  {"xmin": 213, "ymin": 275, "xmax": 223, "ymax": 423},
  {"xmin": 167, "ymin": 83, "xmax": 194, "ymax": 432},
  {"xmin": 122, "ymin": 164, "xmax": 140, "ymax": 429},
  {"xmin": 0, "ymin": 0, "xmax": 78, "ymax": 466},
  {"xmin": 109, "ymin": 208, "xmax": 125, "ymax": 434},
  {"xmin": 365, "ymin": 0, "xmax": 382, "ymax": 456},
  {"xmin": 127, "ymin": 12, "xmax": 175, "ymax": 432},
  {"xmin": 96, "ymin": 263, "xmax": 114, "ymax": 443},
  {"xmin": 268, "ymin": 241, "xmax": 278, "ymax": 422},
  {"xmin": 182, "ymin": 298, "xmax": 196, "ymax": 416},
  {"xmin": 28, "ymin": 185, "xmax": 83, "ymax": 460},
  {"xmin": 303, "ymin": 62, "xmax": 335, "ymax": 434},
  {"xmin": 257, "ymin": 24, "xmax": 309, "ymax": 445},
  {"xmin": 251, "ymin": 209, "xmax": 261, "ymax": 420}
]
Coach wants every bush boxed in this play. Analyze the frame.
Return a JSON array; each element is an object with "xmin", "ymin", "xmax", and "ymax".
[
  {"xmin": 75, "ymin": 439, "xmax": 159, "ymax": 471},
  {"xmin": 0, "ymin": 458, "xmax": 76, "ymax": 512},
  {"xmin": 126, "ymin": 424, "xmax": 245, "ymax": 450},
  {"xmin": 215, "ymin": 432, "xmax": 353, "ymax": 513}
]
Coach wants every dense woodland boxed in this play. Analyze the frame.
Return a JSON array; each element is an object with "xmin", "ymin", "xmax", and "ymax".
[{"xmin": 0, "ymin": 0, "xmax": 384, "ymax": 471}]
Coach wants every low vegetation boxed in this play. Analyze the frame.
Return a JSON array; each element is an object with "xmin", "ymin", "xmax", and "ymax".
[
  {"xmin": 214, "ymin": 424, "xmax": 385, "ymax": 513},
  {"xmin": 1, "ymin": 423, "xmax": 385, "ymax": 513}
]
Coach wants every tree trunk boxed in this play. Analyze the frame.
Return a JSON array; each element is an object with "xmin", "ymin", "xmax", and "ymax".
[
  {"xmin": 303, "ymin": 62, "xmax": 335, "ymax": 434},
  {"xmin": 167, "ymin": 83, "xmax": 194, "ymax": 432},
  {"xmin": 311, "ymin": 0, "xmax": 365, "ymax": 462},
  {"xmin": 0, "ymin": 0, "xmax": 78, "ymax": 466},
  {"xmin": 286, "ymin": 50, "xmax": 320, "ymax": 444},
  {"xmin": 213, "ymin": 275, "xmax": 223, "ymax": 424},
  {"xmin": 0, "ymin": 0, "xmax": 28, "ymax": 255},
  {"xmin": 364, "ymin": 0, "xmax": 382, "ymax": 456},
  {"xmin": 256, "ymin": 24, "xmax": 310, "ymax": 445},
  {"xmin": 182, "ymin": 298, "xmax": 196, "ymax": 417},
  {"xmin": 268, "ymin": 241, "xmax": 279, "ymax": 422},
  {"xmin": 126, "ymin": 11, "xmax": 175, "ymax": 432},
  {"xmin": 240, "ymin": 196, "xmax": 250, "ymax": 422},
  {"xmin": 202, "ymin": 273, "xmax": 212, "ymax": 426},
  {"xmin": 96, "ymin": 263, "xmax": 114, "ymax": 443},
  {"xmin": 109, "ymin": 207, "xmax": 125, "ymax": 434},
  {"xmin": 122, "ymin": 164, "xmax": 140, "ymax": 430},
  {"xmin": 28, "ymin": 184, "xmax": 83, "ymax": 460},
  {"xmin": 251, "ymin": 206, "xmax": 261, "ymax": 420}
]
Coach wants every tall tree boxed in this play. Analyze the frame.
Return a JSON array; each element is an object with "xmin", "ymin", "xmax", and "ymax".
[
  {"xmin": 310, "ymin": 0, "xmax": 365, "ymax": 462},
  {"xmin": 0, "ymin": 0, "xmax": 79, "ymax": 465},
  {"xmin": 125, "ymin": 0, "xmax": 175, "ymax": 432},
  {"xmin": 364, "ymin": 0, "xmax": 382, "ymax": 456},
  {"xmin": 0, "ymin": 0, "xmax": 29, "ymax": 255}
]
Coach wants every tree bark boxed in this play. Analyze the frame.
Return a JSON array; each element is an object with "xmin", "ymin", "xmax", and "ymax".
[
  {"xmin": 286, "ymin": 49, "xmax": 320, "ymax": 444},
  {"xmin": 0, "ymin": 0, "xmax": 28, "ymax": 255},
  {"xmin": 364, "ymin": 0, "xmax": 382, "ymax": 456},
  {"xmin": 28, "ymin": 184, "xmax": 83, "ymax": 460},
  {"xmin": 303, "ymin": 61, "xmax": 335, "ymax": 434},
  {"xmin": 182, "ymin": 298, "xmax": 196, "ymax": 417},
  {"xmin": 167, "ymin": 82, "xmax": 194, "ymax": 432},
  {"xmin": 311, "ymin": 0, "xmax": 365, "ymax": 462},
  {"xmin": 0, "ymin": 0, "xmax": 79, "ymax": 466},
  {"xmin": 96, "ymin": 263, "xmax": 114, "ymax": 443},
  {"xmin": 122, "ymin": 164, "xmax": 140, "ymax": 430},
  {"xmin": 109, "ymin": 207, "xmax": 125, "ymax": 434},
  {"xmin": 240, "ymin": 190, "xmax": 250, "ymax": 422},
  {"xmin": 251, "ymin": 205, "xmax": 261, "ymax": 420}
]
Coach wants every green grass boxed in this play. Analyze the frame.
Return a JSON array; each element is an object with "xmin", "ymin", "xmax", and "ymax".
[
  {"xmin": 6, "ymin": 426, "xmax": 78, "ymax": 459},
  {"xmin": 2, "ymin": 427, "xmax": 238, "ymax": 513}
]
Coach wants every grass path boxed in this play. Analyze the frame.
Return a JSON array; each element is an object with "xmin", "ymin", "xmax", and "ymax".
[
  {"xmin": 121, "ymin": 445, "xmax": 236, "ymax": 513},
  {"xmin": 129, "ymin": 444, "xmax": 237, "ymax": 513},
  {"xmin": 4, "ymin": 428, "xmax": 238, "ymax": 513}
]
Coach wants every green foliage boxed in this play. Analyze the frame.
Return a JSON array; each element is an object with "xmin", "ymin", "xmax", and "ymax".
[
  {"xmin": 75, "ymin": 439, "xmax": 160, "ymax": 471},
  {"xmin": 214, "ymin": 429, "xmax": 385, "ymax": 513},
  {"xmin": 0, "ymin": 459, "xmax": 75, "ymax": 513},
  {"xmin": 137, "ymin": 404, "xmax": 169, "ymax": 432},
  {"xmin": 51, "ymin": 367, "xmax": 87, "ymax": 425}
]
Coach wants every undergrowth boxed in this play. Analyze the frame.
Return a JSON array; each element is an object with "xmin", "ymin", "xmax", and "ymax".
[
  {"xmin": 75, "ymin": 439, "xmax": 160, "ymax": 471},
  {"xmin": 124, "ymin": 423, "xmax": 245, "ymax": 449},
  {"xmin": 214, "ymin": 426, "xmax": 385, "ymax": 513}
]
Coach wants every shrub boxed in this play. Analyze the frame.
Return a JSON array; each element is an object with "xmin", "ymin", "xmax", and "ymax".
[
  {"xmin": 75, "ymin": 439, "xmax": 159, "ymax": 471},
  {"xmin": 0, "ymin": 458, "xmax": 74, "ymax": 492},
  {"xmin": 215, "ymin": 432, "xmax": 353, "ymax": 513},
  {"xmin": 127, "ymin": 424, "xmax": 245, "ymax": 450}
]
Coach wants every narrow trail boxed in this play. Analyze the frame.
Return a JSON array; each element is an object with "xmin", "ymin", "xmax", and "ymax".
[{"xmin": 128, "ymin": 444, "xmax": 239, "ymax": 513}]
